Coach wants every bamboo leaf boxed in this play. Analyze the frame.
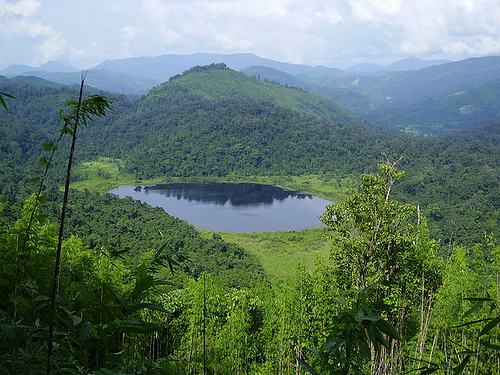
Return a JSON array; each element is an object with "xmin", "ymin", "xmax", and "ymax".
[
  {"xmin": 453, "ymin": 318, "xmax": 491, "ymax": 329},
  {"xmin": 463, "ymin": 297, "xmax": 493, "ymax": 302},
  {"xmin": 43, "ymin": 141, "xmax": 58, "ymax": 152},
  {"xmin": 483, "ymin": 342, "xmax": 500, "ymax": 351},
  {"xmin": 39, "ymin": 157, "xmax": 50, "ymax": 167},
  {"xmin": 404, "ymin": 355, "xmax": 440, "ymax": 367},
  {"xmin": 298, "ymin": 358, "xmax": 321, "ymax": 375},
  {"xmin": 373, "ymin": 324, "xmax": 388, "ymax": 348},
  {"xmin": 453, "ymin": 355, "xmax": 471, "ymax": 374},
  {"xmin": 376, "ymin": 318, "xmax": 402, "ymax": 341},
  {"xmin": 118, "ymin": 320, "xmax": 160, "ymax": 333},
  {"xmin": 0, "ymin": 92, "xmax": 15, "ymax": 110},
  {"xmin": 463, "ymin": 301, "xmax": 483, "ymax": 319},
  {"xmin": 478, "ymin": 315, "xmax": 500, "ymax": 336},
  {"xmin": 114, "ymin": 292, "xmax": 130, "ymax": 312},
  {"xmin": 131, "ymin": 275, "xmax": 153, "ymax": 300},
  {"xmin": 420, "ymin": 369, "xmax": 439, "ymax": 375}
]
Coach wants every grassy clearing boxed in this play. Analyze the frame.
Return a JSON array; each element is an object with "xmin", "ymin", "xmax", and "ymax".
[
  {"xmin": 213, "ymin": 227, "xmax": 332, "ymax": 282},
  {"xmin": 71, "ymin": 157, "xmax": 163, "ymax": 192}
]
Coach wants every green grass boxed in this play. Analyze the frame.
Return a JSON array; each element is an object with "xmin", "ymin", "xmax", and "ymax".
[
  {"xmin": 71, "ymin": 157, "xmax": 163, "ymax": 192},
  {"xmin": 212, "ymin": 227, "xmax": 331, "ymax": 282}
]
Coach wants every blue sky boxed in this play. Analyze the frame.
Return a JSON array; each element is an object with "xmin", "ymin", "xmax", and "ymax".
[{"xmin": 1, "ymin": 0, "xmax": 500, "ymax": 70}]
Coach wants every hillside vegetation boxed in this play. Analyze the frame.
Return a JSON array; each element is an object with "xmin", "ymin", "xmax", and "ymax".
[{"xmin": 164, "ymin": 64, "xmax": 357, "ymax": 121}]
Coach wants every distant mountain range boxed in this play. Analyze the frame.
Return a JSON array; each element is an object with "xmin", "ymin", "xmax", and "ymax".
[
  {"xmin": 0, "ymin": 53, "xmax": 452, "ymax": 93},
  {"xmin": 1, "ymin": 53, "xmax": 500, "ymax": 134},
  {"xmin": 0, "ymin": 60, "xmax": 79, "ymax": 75},
  {"xmin": 345, "ymin": 57, "xmax": 451, "ymax": 73}
]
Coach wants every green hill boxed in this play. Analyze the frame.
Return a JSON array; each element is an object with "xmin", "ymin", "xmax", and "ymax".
[
  {"xmin": 81, "ymin": 65, "xmax": 380, "ymax": 179},
  {"xmin": 8, "ymin": 69, "xmax": 157, "ymax": 96},
  {"xmin": 369, "ymin": 82, "xmax": 500, "ymax": 134},
  {"xmin": 153, "ymin": 64, "xmax": 358, "ymax": 121}
]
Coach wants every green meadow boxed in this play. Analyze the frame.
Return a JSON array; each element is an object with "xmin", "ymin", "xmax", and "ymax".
[
  {"xmin": 215, "ymin": 227, "xmax": 332, "ymax": 282},
  {"xmin": 71, "ymin": 157, "xmax": 163, "ymax": 192}
]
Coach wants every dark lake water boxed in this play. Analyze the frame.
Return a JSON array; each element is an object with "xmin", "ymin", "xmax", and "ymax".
[{"xmin": 108, "ymin": 182, "xmax": 332, "ymax": 233}]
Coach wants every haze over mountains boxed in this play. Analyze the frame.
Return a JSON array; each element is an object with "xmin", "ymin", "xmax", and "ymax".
[{"xmin": 2, "ymin": 52, "xmax": 499, "ymax": 135}]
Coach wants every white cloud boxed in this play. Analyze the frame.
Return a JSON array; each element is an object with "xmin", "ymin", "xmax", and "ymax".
[
  {"xmin": 0, "ymin": 0, "xmax": 67, "ymax": 67},
  {"xmin": 121, "ymin": 25, "xmax": 137, "ymax": 41},
  {"xmin": 345, "ymin": 0, "xmax": 500, "ymax": 60},
  {"xmin": 2, "ymin": 0, "xmax": 500, "ymax": 69},
  {"xmin": 140, "ymin": 0, "xmax": 171, "ymax": 23},
  {"xmin": 37, "ymin": 32, "xmax": 66, "ymax": 61},
  {"xmin": 135, "ymin": 0, "xmax": 344, "ymax": 63},
  {"xmin": 0, "ymin": 0, "xmax": 40, "ymax": 17}
]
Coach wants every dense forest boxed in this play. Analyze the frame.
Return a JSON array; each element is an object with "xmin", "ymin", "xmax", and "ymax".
[{"xmin": 1, "ymin": 64, "xmax": 499, "ymax": 374}]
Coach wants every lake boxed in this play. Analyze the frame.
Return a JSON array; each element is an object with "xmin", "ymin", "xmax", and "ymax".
[{"xmin": 108, "ymin": 182, "xmax": 332, "ymax": 233}]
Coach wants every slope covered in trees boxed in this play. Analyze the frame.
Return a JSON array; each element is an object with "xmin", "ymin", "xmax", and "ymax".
[{"xmin": 2, "ymin": 157, "xmax": 499, "ymax": 374}]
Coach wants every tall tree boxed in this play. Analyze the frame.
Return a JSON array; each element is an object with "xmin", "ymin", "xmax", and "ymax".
[
  {"xmin": 319, "ymin": 161, "xmax": 442, "ymax": 374},
  {"xmin": 46, "ymin": 79, "xmax": 111, "ymax": 375}
]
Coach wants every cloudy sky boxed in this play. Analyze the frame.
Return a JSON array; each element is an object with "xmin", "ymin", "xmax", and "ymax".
[{"xmin": 1, "ymin": 0, "xmax": 500, "ymax": 70}]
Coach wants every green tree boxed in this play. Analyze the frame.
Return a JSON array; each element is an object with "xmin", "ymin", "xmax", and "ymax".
[
  {"xmin": 320, "ymin": 161, "xmax": 414, "ymax": 291},
  {"xmin": 319, "ymin": 161, "xmax": 442, "ymax": 374}
]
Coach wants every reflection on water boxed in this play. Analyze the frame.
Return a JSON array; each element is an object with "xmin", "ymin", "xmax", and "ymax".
[
  {"xmin": 109, "ymin": 182, "xmax": 331, "ymax": 233},
  {"xmin": 143, "ymin": 182, "xmax": 313, "ymax": 206}
]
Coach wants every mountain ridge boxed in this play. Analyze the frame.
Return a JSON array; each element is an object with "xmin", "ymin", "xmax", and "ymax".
[{"xmin": 2, "ymin": 53, "xmax": 500, "ymax": 135}]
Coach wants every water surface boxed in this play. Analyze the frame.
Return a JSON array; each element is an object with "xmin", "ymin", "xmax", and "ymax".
[{"xmin": 108, "ymin": 182, "xmax": 331, "ymax": 233}]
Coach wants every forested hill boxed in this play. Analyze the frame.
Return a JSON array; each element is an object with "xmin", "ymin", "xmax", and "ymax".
[
  {"xmin": 81, "ymin": 64, "xmax": 383, "ymax": 178},
  {"xmin": 157, "ymin": 63, "xmax": 359, "ymax": 121},
  {"xmin": 246, "ymin": 56, "xmax": 500, "ymax": 135}
]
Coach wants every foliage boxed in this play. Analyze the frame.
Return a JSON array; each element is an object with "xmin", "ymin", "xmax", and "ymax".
[
  {"xmin": 319, "ymin": 162, "xmax": 444, "ymax": 374},
  {"xmin": 300, "ymin": 280, "xmax": 402, "ymax": 375},
  {"xmin": 2, "ymin": 63, "xmax": 500, "ymax": 374},
  {"xmin": 2, "ymin": 72, "xmax": 500, "ymax": 244},
  {"xmin": 40, "ymin": 189, "xmax": 263, "ymax": 288},
  {"xmin": 320, "ymin": 162, "xmax": 439, "ymax": 292}
]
